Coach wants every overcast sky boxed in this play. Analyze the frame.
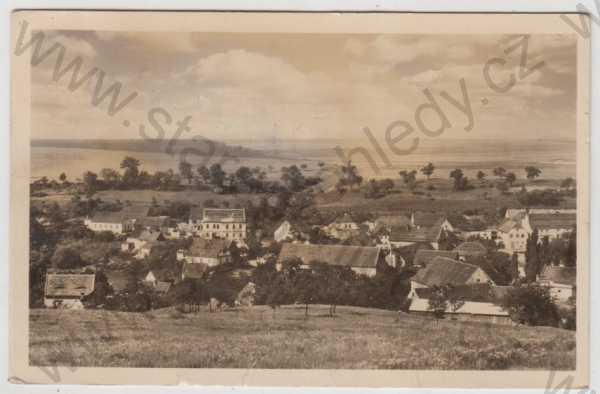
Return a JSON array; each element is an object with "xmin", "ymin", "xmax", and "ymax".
[{"xmin": 31, "ymin": 32, "xmax": 577, "ymax": 143}]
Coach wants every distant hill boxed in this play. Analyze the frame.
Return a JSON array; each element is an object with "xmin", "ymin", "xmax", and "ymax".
[{"xmin": 31, "ymin": 138, "xmax": 277, "ymax": 159}]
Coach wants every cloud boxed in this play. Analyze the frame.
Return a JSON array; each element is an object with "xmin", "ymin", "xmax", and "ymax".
[{"xmin": 95, "ymin": 31, "xmax": 198, "ymax": 54}]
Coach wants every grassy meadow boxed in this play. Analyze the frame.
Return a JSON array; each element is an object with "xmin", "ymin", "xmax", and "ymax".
[{"xmin": 30, "ymin": 305, "xmax": 575, "ymax": 370}]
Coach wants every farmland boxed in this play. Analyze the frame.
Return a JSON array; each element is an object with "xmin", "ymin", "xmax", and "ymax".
[{"xmin": 29, "ymin": 305, "xmax": 575, "ymax": 370}]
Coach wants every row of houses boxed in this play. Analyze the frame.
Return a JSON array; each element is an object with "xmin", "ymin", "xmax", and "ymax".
[
  {"xmin": 85, "ymin": 207, "xmax": 248, "ymax": 241},
  {"xmin": 276, "ymin": 208, "xmax": 576, "ymax": 263}
]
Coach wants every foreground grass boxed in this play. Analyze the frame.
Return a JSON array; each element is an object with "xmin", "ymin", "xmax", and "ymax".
[{"xmin": 29, "ymin": 305, "xmax": 575, "ymax": 369}]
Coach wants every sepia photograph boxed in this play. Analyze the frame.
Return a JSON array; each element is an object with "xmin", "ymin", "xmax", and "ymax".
[{"xmin": 9, "ymin": 11, "xmax": 590, "ymax": 388}]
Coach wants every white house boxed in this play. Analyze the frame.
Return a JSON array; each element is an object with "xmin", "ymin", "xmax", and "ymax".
[
  {"xmin": 497, "ymin": 212, "xmax": 531, "ymax": 259},
  {"xmin": 84, "ymin": 206, "xmax": 150, "ymax": 234},
  {"xmin": 188, "ymin": 208, "xmax": 247, "ymax": 240},
  {"xmin": 44, "ymin": 273, "xmax": 95, "ymax": 309}
]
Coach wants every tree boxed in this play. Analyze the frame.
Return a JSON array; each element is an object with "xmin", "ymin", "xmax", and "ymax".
[
  {"xmin": 524, "ymin": 166, "xmax": 542, "ymax": 180},
  {"xmin": 339, "ymin": 161, "xmax": 363, "ymax": 191},
  {"xmin": 399, "ymin": 170, "xmax": 417, "ymax": 190},
  {"xmin": 477, "ymin": 170, "xmax": 486, "ymax": 181},
  {"xmin": 525, "ymin": 229, "xmax": 541, "ymax": 282},
  {"xmin": 59, "ymin": 172, "xmax": 67, "ymax": 183},
  {"xmin": 197, "ymin": 165, "xmax": 210, "ymax": 183},
  {"xmin": 561, "ymin": 177, "xmax": 576, "ymax": 190},
  {"xmin": 209, "ymin": 163, "xmax": 226, "ymax": 187},
  {"xmin": 82, "ymin": 171, "xmax": 98, "ymax": 195},
  {"xmin": 505, "ymin": 172, "xmax": 517, "ymax": 186},
  {"xmin": 565, "ymin": 226, "xmax": 577, "ymax": 267},
  {"xmin": 100, "ymin": 168, "xmax": 120, "ymax": 186},
  {"xmin": 178, "ymin": 160, "xmax": 193, "ymax": 184},
  {"xmin": 493, "ymin": 167, "xmax": 506, "ymax": 178},
  {"xmin": 496, "ymin": 181, "xmax": 510, "ymax": 194},
  {"xmin": 420, "ymin": 162, "xmax": 435, "ymax": 180},
  {"xmin": 500, "ymin": 285, "xmax": 559, "ymax": 326},
  {"xmin": 427, "ymin": 285, "xmax": 449, "ymax": 319},
  {"xmin": 510, "ymin": 253, "xmax": 520, "ymax": 283},
  {"xmin": 120, "ymin": 156, "xmax": 140, "ymax": 187},
  {"xmin": 281, "ymin": 165, "xmax": 306, "ymax": 192},
  {"xmin": 449, "ymin": 168, "xmax": 470, "ymax": 191},
  {"xmin": 51, "ymin": 246, "xmax": 86, "ymax": 269}
]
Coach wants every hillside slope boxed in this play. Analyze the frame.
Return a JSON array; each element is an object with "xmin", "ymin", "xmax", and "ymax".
[{"xmin": 29, "ymin": 305, "xmax": 575, "ymax": 369}]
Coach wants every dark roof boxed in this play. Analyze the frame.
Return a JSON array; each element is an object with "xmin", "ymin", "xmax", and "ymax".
[
  {"xmin": 45, "ymin": 274, "xmax": 95, "ymax": 298},
  {"xmin": 375, "ymin": 215, "xmax": 412, "ymax": 229},
  {"xmin": 104, "ymin": 270, "xmax": 129, "ymax": 292},
  {"xmin": 187, "ymin": 238, "xmax": 232, "ymax": 258},
  {"xmin": 202, "ymin": 208, "xmax": 246, "ymax": 223},
  {"xmin": 413, "ymin": 250, "xmax": 459, "ymax": 267},
  {"xmin": 278, "ymin": 243, "xmax": 381, "ymax": 269},
  {"xmin": 529, "ymin": 213, "xmax": 576, "ymax": 230},
  {"xmin": 389, "ymin": 225, "xmax": 442, "ymax": 243},
  {"xmin": 413, "ymin": 212, "xmax": 446, "ymax": 227},
  {"xmin": 182, "ymin": 262, "xmax": 209, "ymax": 279},
  {"xmin": 91, "ymin": 206, "xmax": 150, "ymax": 223},
  {"xmin": 414, "ymin": 283, "xmax": 504, "ymax": 303},
  {"xmin": 412, "ymin": 257, "xmax": 487, "ymax": 287},
  {"xmin": 137, "ymin": 216, "xmax": 171, "ymax": 229},
  {"xmin": 454, "ymin": 241, "xmax": 487, "ymax": 256},
  {"xmin": 447, "ymin": 215, "xmax": 488, "ymax": 231},
  {"xmin": 89, "ymin": 211, "xmax": 127, "ymax": 224},
  {"xmin": 334, "ymin": 213, "xmax": 356, "ymax": 223},
  {"xmin": 539, "ymin": 266, "xmax": 576, "ymax": 286}
]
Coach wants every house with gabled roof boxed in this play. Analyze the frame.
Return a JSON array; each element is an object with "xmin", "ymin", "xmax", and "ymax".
[
  {"xmin": 278, "ymin": 243, "xmax": 383, "ymax": 277},
  {"xmin": 84, "ymin": 205, "xmax": 151, "ymax": 234},
  {"xmin": 454, "ymin": 241, "xmax": 487, "ymax": 261},
  {"xmin": 44, "ymin": 273, "xmax": 96, "ymax": 309},
  {"xmin": 538, "ymin": 265, "xmax": 576, "ymax": 302},
  {"xmin": 409, "ymin": 257, "xmax": 494, "ymax": 298},
  {"xmin": 413, "ymin": 249, "xmax": 459, "ymax": 267},
  {"xmin": 325, "ymin": 213, "xmax": 360, "ymax": 240},
  {"xmin": 181, "ymin": 262, "xmax": 209, "ymax": 281},
  {"xmin": 497, "ymin": 212, "xmax": 531, "ymax": 258},
  {"xmin": 408, "ymin": 283, "xmax": 512, "ymax": 325},
  {"xmin": 188, "ymin": 208, "xmax": 247, "ymax": 240},
  {"xmin": 177, "ymin": 238, "xmax": 233, "ymax": 267},
  {"xmin": 142, "ymin": 269, "xmax": 176, "ymax": 294},
  {"xmin": 121, "ymin": 229, "xmax": 166, "ymax": 259}
]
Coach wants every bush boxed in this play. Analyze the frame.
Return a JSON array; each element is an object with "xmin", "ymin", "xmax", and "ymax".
[{"xmin": 500, "ymin": 285, "xmax": 559, "ymax": 326}]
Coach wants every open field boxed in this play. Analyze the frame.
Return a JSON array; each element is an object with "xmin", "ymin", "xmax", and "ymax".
[{"xmin": 30, "ymin": 305, "xmax": 575, "ymax": 369}]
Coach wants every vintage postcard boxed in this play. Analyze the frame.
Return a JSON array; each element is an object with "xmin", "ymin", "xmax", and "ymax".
[{"xmin": 10, "ymin": 11, "xmax": 590, "ymax": 388}]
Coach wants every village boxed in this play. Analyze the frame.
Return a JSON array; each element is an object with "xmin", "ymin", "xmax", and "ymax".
[{"xmin": 30, "ymin": 156, "xmax": 578, "ymax": 329}]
